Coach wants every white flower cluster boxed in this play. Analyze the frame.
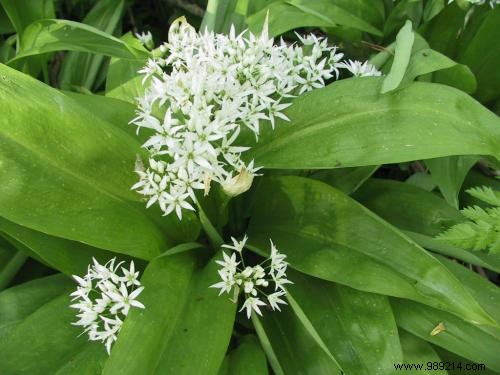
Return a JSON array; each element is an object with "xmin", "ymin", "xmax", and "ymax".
[
  {"xmin": 211, "ymin": 236, "xmax": 292, "ymax": 319},
  {"xmin": 131, "ymin": 17, "xmax": 345, "ymax": 219},
  {"xmin": 70, "ymin": 258, "xmax": 145, "ymax": 354},
  {"xmin": 338, "ymin": 59, "xmax": 381, "ymax": 78}
]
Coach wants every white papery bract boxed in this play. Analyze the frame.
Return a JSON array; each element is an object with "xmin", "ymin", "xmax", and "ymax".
[
  {"xmin": 338, "ymin": 59, "xmax": 382, "ymax": 78},
  {"xmin": 211, "ymin": 236, "xmax": 291, "ymax": 319},
  {"xmin": 70, "ymin": 258, "xmax": 145, "ymax": 354},
  {"xmin": 132, "ymin": 17, "xmax": 345, "ymax": 219}
]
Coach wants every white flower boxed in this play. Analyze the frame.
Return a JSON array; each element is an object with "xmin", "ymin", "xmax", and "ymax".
[
  {"xmin": 222, "ymin": 235, "xmax": 248, "ymax": 253},
  {"xmin": 240, "ymin": 297, "xmax": 267, "ymax": 319},
  {"xmin": 132, "ymin": 18, "xmax": 345, "ymax": 219},
  {"xmin": 108, "ymin": 283, "xmax": 145, "ymax": 315},
  {"xmin": 338, "ymin": 59, "xmax": 381, "ymax": 77},
  {"xmin": 268, "ymin": 291, "xmax": 287, "ymax": 312},
  {"xmin": 135, "ymin": 31, "xmax": 153, "ymax": 49},
  {"xmin": 70, "ymin": 258, "xmax": 145, "ymax": 354},
  {"xmin": 121, "ymin": 261, "xmax": 140, "ymax": 287},
  {"xmin": 211, "ymin": 236, "xmax": 292, "ymax": 318}
]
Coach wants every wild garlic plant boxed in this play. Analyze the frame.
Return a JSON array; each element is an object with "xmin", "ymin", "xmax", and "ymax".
[
  {"xmin": 211, "ymin": 236, "xmax": 292, "ymax": 319},
  {"xmin": 131, "ymin": 18, "xmax": 356, "ymax": 220},
  {"xmin": 70, "ymin": 258, "xmax": 145, "ymax": 354}
]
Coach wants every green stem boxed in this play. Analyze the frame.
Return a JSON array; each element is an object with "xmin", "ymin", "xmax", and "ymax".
[
  {"xmin": 251, "ymin": 314, "xmax": 284, "ymax": 375},
  {"xmin": 0, "ymin": 251, "xmax": 28, "ymax": 291}
]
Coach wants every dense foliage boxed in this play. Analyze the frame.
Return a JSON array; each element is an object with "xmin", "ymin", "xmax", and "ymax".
[{"xmin": 0, "ymin": 0, "xmax": 499, "ymax": 374}]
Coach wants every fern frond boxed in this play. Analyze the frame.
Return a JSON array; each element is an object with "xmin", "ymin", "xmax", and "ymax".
[
  {"xmin": 437, "ymin": 185, "xmax": 500, "ymax": 254},
  {"xmin": 466, "ymin": 186, "xmax": 500, "ymax": 206}
]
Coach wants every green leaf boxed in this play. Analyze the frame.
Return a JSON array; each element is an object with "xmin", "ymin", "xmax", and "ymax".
[
  {"xmin": 246, "ymin": 78, "xmax": 500, "ymax": 169},
  {"xmin": 9, "ymin": 19, "xmax": 148, "ymax": 64},
  {"xmin": 458, "ymin": 8, "xmax": 500, "ymax": 103},
  {"xmin": 426, "ymin": 155, "xmax": 479, "ymax": 208},
  {"xmin": 58, "ymin": 0, "xmax": 126, "ymax": 92},
  {"xmin": 0, "ymin": 63, "xmax": 196, "ymax": 259},
  {"xmin": 309, "ymin": 165, "xmax": 378, "ymax": 194},
  {"xmin": 0, "ymin": 249, "xmax": 26, "ymax": 291},
  {"xmin": 0, "ymin": 0, "xmax": 54, "ymax": 35},
  {"xmin": 247, "ymin": 176, "xmax": 493, "ymax": 325},
  {"xmin": 247, "ymin": 0, "xmax": 383, "ymax": 37},
  {"xmin": 354, "ymin": 179, "xmax": 464, "ymax": 235},
  {"xmin": 403, "ymin": 48, "xmax": 477, "ymax": 93},
  {"xmin": 247, "ymin": 1, "xmax": 335, "ymax": 38},
  {"xmin": 437, "ymin": 256, "xmax": 500, "ymax": 326},
  {"xmin": 353, "ymin": 179, "xmax": 500, "ymax": 272},
  {"xmin": 103, "ymin": 251, "xmax": 236, "ymax": 374},
  {"xmin": 0, "ymin": 275, "xmax": 107, "ymax": 374},
  {"xmin": 227, "ymin": 335, "xmax": 268, "ymax": 375},
  {"xmin": 105, "ymin": 32, "xmax": 148, "ymax": 103},
  {"xmin": 423, "ymin": 0, "xmax": 445, "ymax": 22},
  {"xmin": 392, "ymin": 299, "xmax": 500, "ymax": 372},
  {"xmin": 202, "ymin": 0, "xmax": 248, "ymax": 33},
  {"xmin": 399, "ymin": 331, "xmax": 446, "ymax": 374},
  {"xmin": 382, "ymin": 20, "xmax": 415, "ymax": 93},
  {"xmin": 0, "ymin": 5, "xmax": 14, "ymax": 34},
  {"xmin": 285, "ymin": 270, "xmax": 403, "ymax": 375},
  {"xmin": 0, "ymin": 216, "xmax": 118, "ymax": 276}
]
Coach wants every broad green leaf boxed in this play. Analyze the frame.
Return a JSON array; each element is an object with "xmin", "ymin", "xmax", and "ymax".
[
  {"xmin": 438, "ymin": 256, "xmax": 500, "ymax": 326},
  {"xmin": 423, "ymin": 0, "xmax": 445, "ymax": 22},
  {"xmin": 246, "ymin": 78, "xmax": 500, "ymax": 169},
  {"xmin": 247, "ymin": 176, "xmax": 493, "ymax": 325},
  {"xmin": 392, "ymin": 299, "xmax": 500, "ymax": 372},
  {"xmin": 407, "ymin": 233, "xmax": 500, "ymax": 274},
  {"xmin": 248, "ymin": 0, "xmax": 383, "ymax": 37},
  {"xmin": 309, "ymin": 165, "xmax": 378, "ymax": 194},
  {"xmin": 382, "ymin": 20, "xmax": 415, "ymax": 93},
  {"xmin": 105, "ymin": 33, "xmax": 147, "ymax": 103},
  {"xmin": 0, "ymin": 274, "xmax": 72, "ymax": 338},
  {"xmin": 202, "ymin": 0, "xmax": 248, "ymax": 33},
  {"xmin": 0, "ymin": 216, "xmax": 119, "ymax": 276},
  {"xmin": 354, "ymin": 179, "xmax": 500, "ymax": 272},
  {"xmin": 0, "ymin": 275, "xmax": 106, "ymax": 374},
  {"xmin": 399, "ymin": 331, "xmax": 446, "ymax": 374},
  {"xmin": 0, "ymin": 6, "xmax": 14, "ymax": 34},
  {"xmin": 0, "ymin": 0, "xmax": 54, "ymax": 35},
  {"xmin": 405, "ymin": 48, "xmax": 477, "ymax": 93},
  {"xmin": 354, "ymin": 179, "xmax": 464, "ymax": 236},
  {"xmin": 247, "ymin": 1, "xmax": 335, "ymax": 37},
  {"xmin": 9, "ymin": 19, "xmax": 148, "ymax": 64},
  {"xmin": 0, "ymin": 63, "xmax": 196, "ymax": 259},
  {"xmin": 59, "ymin": 0, "xmax": 126, "ymax": 92},
  {"xmin": 458, "ymin": 8, "xmax": 500, "ymax": 103},
  {"xmin": 426, "ymin": 156, "xmax": 479, "ymax": 208},
  {"xmin": 288, "ymin": 0, "xmax": 383, "ymax": 36},
  {"xmin": 227, "ymin": 335, "xmax": 268, "ymax": 375},
  {"xmin": 286, "ymin": 270, "xmax": 403, "ymax": 375},
  {"xmin": 103, "ymin": 251, "xmax": 236, "ymax": 374}
]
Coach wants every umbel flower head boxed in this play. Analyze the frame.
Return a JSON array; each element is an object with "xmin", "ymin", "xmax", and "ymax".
[
  {"xmin": 131, "ymin": 17, "xmax": 346, "ymax": 220},
  {"xmin": 70, "ymin": 258, "xmax": 145, "ymax": 354},
  {"xmin": 211, "ymin": 236, "xmax": 292, "ymax": 319}
]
